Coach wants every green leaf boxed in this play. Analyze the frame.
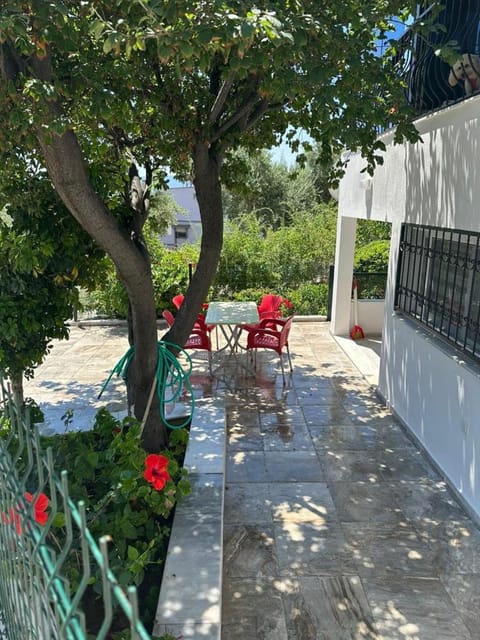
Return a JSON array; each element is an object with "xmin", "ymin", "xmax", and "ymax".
[
  {"xmin": 179, "ymin": 40, "xmax": 194, "ymax": 58},
  {"xmin": 240, "ymin": 22, "xmax": 255, "ymax": 39},
  {"xmin": 52, "ymin": 511, "xmax": 67, "ymax": 528},
  {"xmin": 118, "ymin": 571, "xmax": 132, "ymax": 586},
  {"xmin": 89, "ymin": 20, "xmax": 105, "ymax": 39},
  {"xmin": 103, "ymin": 34, "xmax": 116, "ymax": 54},
  {"xmin": 127, "ymin": 545, "xmax": 139, "ymax": 561}
]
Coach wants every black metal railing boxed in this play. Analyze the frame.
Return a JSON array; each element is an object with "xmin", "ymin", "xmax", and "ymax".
[
  {"xmin": 395, "ymin": 223, "xmax": 480, "ymax": 363},
  {"xmin": 354, "ymin": 272, "xmax": 388, "ymax": 300},
  {"xmin": 384, "ymin": 1, "xmax": 480, "ymax": 118}
]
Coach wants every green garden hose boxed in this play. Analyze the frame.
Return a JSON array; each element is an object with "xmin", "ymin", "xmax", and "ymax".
[{"xmin": 98, "ymin": 341, "xmax": 194, "ymax": 430}]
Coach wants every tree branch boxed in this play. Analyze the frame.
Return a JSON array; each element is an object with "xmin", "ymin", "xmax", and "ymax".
[
  {"xmin": 209, "ymin": 70, "xmax": 236, "ymax": 123},
  {"xmin": 0, "ymin": 43, "xmax": 25, "ymax": 81},
  {"xmin": 210, "ymin": 92, "xmax": 261, "ymax": 142},
  {"xmin": 244, "ymin": 98, "xmax": 272, "ymax": 129}
]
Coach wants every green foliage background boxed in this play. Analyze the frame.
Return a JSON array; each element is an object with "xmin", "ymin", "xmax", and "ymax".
[
  {"xmin": 84, "ymin": 200, "xmax": 346, "ymax": 317},
  {"xmin": 354, "ymin": 239, "xmax": 391, "ymax": 299},
  {"xmin": 82, "ymin": 193, "xmax": 394, "ymax": 317}
]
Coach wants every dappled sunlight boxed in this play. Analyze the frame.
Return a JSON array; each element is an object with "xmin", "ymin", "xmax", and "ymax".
[
  {"xmin": 372, "ymin": 601, "xmax": 421, "ymax": 639},
  {"xmin": 231, "ymin": 451, "xmax": 246, "ymax": 465},
  {"xmin": 273, "ymin": 496, "xmax": 329, "ymax": 523}
]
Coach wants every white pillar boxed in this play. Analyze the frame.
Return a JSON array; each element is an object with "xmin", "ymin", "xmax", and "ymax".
[{"xmin": 330, "ymin": 216, "xmax": 357, "ymax": 336}]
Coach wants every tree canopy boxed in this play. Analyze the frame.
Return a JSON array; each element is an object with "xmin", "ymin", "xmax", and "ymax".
[
  {"xmin": 222, "ymin": 148, "xmax": 331, "ymax": 229},
  {"xmin": 0, "ymin": 154, "xmax": 103, "ymax": 401},
  {"xmin": 0, "ymin": 0, "xmax": 420, "ymax": 450}
]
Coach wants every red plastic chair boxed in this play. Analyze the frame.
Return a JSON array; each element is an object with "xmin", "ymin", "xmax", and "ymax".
[
  {"xmin": 172, "ymin": 294, "xmax": 185, "ymax": 310},
  {"xmin": 171, "ymin": 295, "xmax": 216, "ymax": 344},
  {"xmin": 240, "ymin": 294, "xmax": 292, "ymax": 335},
  {"xmin": 257, "ymin": 294, "xmax": 285, "ymax": 321},
  {"xmin": 245, "ymin": 315, "xmax": 295, "ymax": 384},
  {"xmin": 173, "ymin": 294, "xmax": 209, "ymax": 313},
  {"xmin": 162, "ymin": 310, "xmax": 212, "ymax": 374}
]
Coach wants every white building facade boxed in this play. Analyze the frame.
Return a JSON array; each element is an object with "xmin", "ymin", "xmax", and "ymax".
[{"xmin": 332, "ymin": 93, "xmax": 480, "ymax": 519}]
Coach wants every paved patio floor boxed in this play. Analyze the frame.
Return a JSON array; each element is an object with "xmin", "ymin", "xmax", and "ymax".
[{"xmin": 23, "ymin": 321, "xmax": 480, "ymax": 640}]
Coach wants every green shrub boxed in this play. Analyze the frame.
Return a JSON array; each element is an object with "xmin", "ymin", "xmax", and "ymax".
[
  {"xmin": 354, "ymin": 239, "xmax": 390, "ymax": 272},
  {"xmin": 354, "ymin": 240, "xmax": 390, "ymax": 299},
  {"xmin": 82, "ymin": 242, "xmax": 201, "ymax": 319},
  {"xmin": 83, "ymin": 257, "xmax": 129, "ymax": 318},
  {"xmin": 151, "ymin": 242, "xmax": 200, "ymax": 314},
  {"xmin": 285, "ymin": 282, "xmax": 329, "ymax": 315}
]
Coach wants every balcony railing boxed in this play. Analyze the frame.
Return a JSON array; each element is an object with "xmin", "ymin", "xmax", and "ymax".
[
  {"xmin": 353, "ymin": 272, "xmax": 387, "ymax": 300},
  {"xmin": 386, "ymin": 0, "xmax": 480, "ymax": 118}
]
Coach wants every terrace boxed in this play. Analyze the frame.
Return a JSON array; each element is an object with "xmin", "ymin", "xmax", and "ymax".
[{"xmin": 20, "ymin": 319, "xmax": 480, "ymax": 640}]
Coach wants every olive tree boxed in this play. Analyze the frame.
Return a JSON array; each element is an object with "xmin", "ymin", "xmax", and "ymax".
[{"xmin": 0, "ymin": 1, "xmax": 419, "ymax": 450}]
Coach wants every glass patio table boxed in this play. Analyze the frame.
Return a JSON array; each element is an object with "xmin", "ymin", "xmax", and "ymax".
[{"xmin": 205, "ymin": 301, "xmax": 259, "ymax": 354}]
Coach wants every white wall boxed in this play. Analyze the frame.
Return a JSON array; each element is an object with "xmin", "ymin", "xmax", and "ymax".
[
  {"xmin": 351, "ymin": 300, "xmax": 385, "ymax": 336},
  {"xmin": 336, "ymin": 94, "xmax": 480, "ymax": 517},
  {"xmin": 381, "ymin": 315, "xmax": 480, "ymax": 514},
  {"xmin": 338, "ymin": 96, "xmax": 480, "ymax": 231}
]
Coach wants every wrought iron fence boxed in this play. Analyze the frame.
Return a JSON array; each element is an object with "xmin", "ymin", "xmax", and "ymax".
[
  {"xmin": 0, "ymin": 380, "xmax": 152, "ymax": 640},
  {"xmin": 384, "ymin": 1, "xmax": 480, "ymax": 118},
  {"xmin": 395, "ymin": 223, "xmax": 480, "ymax": 363}
]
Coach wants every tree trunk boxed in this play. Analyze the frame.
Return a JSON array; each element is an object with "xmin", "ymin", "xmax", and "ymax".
[
  {"xmin": 37, "ymin": 129, "xmax": 166, "ymax": 451},
  {"xmin": 164, "ymin": 141, "xmax": 224, "ymax": 345},
  {"xmin": 10, "ymin": 374, "xmax": 24, "ymax": 413},
  {"xmin": 36, "ymin": 133, "xmax": 225, "ymax": 452}
]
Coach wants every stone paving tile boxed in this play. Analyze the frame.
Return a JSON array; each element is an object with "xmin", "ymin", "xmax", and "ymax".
[
  {"xmin": 440, "ymin": 573, "xmax": 480, "ymax": 637},
  {"xmin": 223, "ymin": 483, "xmax": 272, "ymax": 525},
  {"xmin": 227, "ymin": 426, "xmax": 264, "ymax": 452},
  {"xmin": 392, "ymin": 479, "xmax": 470, "ymax": 527},
  {"xmin": 342, "ymin": 522, "xmax": 438, "ymax": 577},
  {"xmin": 264, "ymin": 451, "xmax": 325, "ymax": 482},
  {"xmin": 300, "ymin": 404, "xmax": 354, "ymax": 427},
  {"xmin": 281, "ymin": 576, "xmax": 380, "ymax": 640},
  {"xmin": 363, "ymin": 575, "xmax": 473, "ymax": 639},
  {"xmin": 261, "ymin": 423, "xmax": 314, "ymax": 452},
  {"xmin": 269, "ymin": 482, "xmax": 337, "ymax": 528},
  {"xmin": 320, "ymin": 450, "xmax": 384, "ymax": 483},
  {"xmin": 223, "ymin": 524, "xmax": 278, "ymax": 578},
  {"xmin": 419, "ymin": 517, "xmax": 480, "ymax": 575},
  {"xmin": 329, "ymin": 481, "xmax": 407, "ymax": 524},
  {"xmin": 226, "ymin": 450, "xmax": 267, "ymax": 483},
  {"xmin": 222, "ymin": 577, "xmax": 288, "ymax": 640},
  {"xmin": 274, "ymin": 521, "xmax": 357, "ymax": 576},
  {"xmin": 309, "ymin": 423, "xmax": 417, "ymax": 453}
]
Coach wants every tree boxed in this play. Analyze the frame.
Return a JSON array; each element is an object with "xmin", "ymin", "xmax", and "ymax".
[
  {"xmin": 0, "ymin": 1, "xmax": 419, "ymax": 451},
  {"xmin": 0, "ymin": 154, "xmax": 103, "ymax": 406},
  {"xmin": 223, "ymin": 149, "xmax": 321, "ymax": 230},
  {"xmin": 222, "ymin": 150, "xmax": 290, "ymax": 228}
]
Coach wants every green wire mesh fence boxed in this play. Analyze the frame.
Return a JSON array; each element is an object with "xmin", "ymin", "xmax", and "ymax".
[{"xmin": 0, "ymin": 379, "xmax": 151, "ymax": 640}]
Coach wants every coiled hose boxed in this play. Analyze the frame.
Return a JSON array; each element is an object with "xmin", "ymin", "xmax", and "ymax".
[{"xmin": 98, "ymin": 340, "xmax": 194, "ymax": 431}]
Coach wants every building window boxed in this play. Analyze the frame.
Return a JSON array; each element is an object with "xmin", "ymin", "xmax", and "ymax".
[
  {"xmin": 174, "ymin": 224, "xmax": 189, "ymax": 246},
  {"xmin": 395, "ymin": 223, "xmax": 480, "ymax": 363}
]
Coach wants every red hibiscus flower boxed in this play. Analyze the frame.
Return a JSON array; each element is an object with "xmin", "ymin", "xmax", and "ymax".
[
  {"xmin": 2, "ymin": 507, "xmax": 21, "ymax": 534},
  {"xmin": 144, "ymin": 454, "xmax": 171, "ymax": 491},
  {"xmin": 25, "ymin": 492, "xmax": 49, "ymax": 526},
  {"xmin": 1, "ymin": 492, "xmax": 49, "ymax": 535}
]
